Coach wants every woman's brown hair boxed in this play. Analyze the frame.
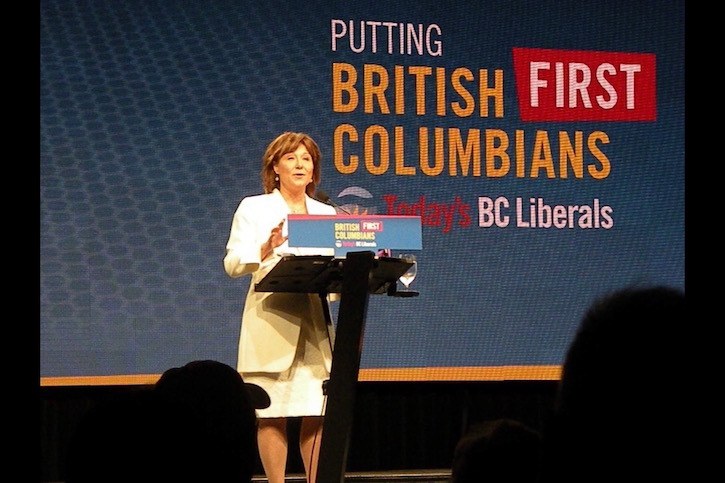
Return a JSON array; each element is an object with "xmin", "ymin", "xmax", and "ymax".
[{"xmin": 261, "ymin": 132, "xmax": 322, "ymax": 197}]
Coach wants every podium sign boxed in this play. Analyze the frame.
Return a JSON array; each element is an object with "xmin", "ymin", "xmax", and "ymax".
[{"xmin": 287, "ymin": 214, "xmax": 422, "ymax": 257}]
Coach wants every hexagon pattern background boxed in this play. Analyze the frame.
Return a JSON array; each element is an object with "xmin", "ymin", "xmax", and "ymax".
[{"xmin": 41, "ymin": 0, "xmax": 685, "ymax": 378}]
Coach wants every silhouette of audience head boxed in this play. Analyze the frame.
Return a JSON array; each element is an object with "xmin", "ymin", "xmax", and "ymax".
[
  {"xmin": 540, "ymin": 285, "xmax": 686, "ymax": 482},
  {"xmin": 451, "ymin": 418, "xmax": 542, "ymax": 483},
  {"xmin": 153, "ymin": 359, "xmax": 270, "ymax": 481},
  {"xmin": 66, "ymin": 359, "xmax": 269, "ymax": 483}
]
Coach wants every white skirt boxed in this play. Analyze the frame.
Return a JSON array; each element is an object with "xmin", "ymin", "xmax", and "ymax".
[{"xmin": 243, "ymin": 315, "xmax": 332, "ymax": 418}]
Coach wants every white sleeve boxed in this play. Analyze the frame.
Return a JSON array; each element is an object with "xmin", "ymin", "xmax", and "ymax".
[{"xmin": 223, "ymin": 198, "xmax": 262, "ymax": 278}]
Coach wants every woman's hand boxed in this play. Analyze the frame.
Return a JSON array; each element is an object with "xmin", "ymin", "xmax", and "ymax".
[{"xmin": 261, "ymin": 219, "xmax": 287, "ymax": 260}]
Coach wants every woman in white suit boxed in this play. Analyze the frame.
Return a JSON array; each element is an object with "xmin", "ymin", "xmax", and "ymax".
[{"xmin": 224, "ymin": 132, "xmax": 337, "ymax": 483}]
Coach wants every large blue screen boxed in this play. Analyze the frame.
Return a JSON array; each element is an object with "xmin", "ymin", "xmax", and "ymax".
[{"xmin": 40, "ymin": 0, "xmax": 684, "ymax": 381}]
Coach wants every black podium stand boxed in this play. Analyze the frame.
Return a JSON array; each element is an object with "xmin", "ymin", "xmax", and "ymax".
[{"xmin": 255, "ymin": 251, "xmax": 415, "ymax": 483}]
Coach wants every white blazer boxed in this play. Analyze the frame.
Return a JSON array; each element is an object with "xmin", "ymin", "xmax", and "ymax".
[{"xmin": 224, "ymin": 189, "xmax": 337, "ymax": 373}]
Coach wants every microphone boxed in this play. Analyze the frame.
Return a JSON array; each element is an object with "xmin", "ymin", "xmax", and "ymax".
[{"xmin": 315, "ymin": 190, "xmax": 351, "ymax": 214}]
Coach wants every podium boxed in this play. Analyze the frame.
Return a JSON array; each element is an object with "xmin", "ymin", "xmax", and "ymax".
[
  {"xmin": 255, "ymin": 251, "xmax": 415, "ymax": 483},
  {"xmin": 254, "ymin": 253, "xmax": 415, "ymax": 296}
]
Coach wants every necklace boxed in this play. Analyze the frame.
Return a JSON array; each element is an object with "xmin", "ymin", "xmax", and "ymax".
[
  {"xmin": 289, "ymin": 205, "xmax": 307, "ymax": 214},
  {"xmin": 282, "ymin": 192, "xmax": 307, "ymax": 214}
]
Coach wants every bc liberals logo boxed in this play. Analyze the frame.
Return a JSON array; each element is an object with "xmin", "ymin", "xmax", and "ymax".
[{"xmin": 333, "ymin": 186, "xmax": 378, "ymax": 214}]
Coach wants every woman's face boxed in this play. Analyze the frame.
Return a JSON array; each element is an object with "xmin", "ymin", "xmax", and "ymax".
[{"xmin": 274, "ymin": 143, "xmax": 314, "ymax": 194}]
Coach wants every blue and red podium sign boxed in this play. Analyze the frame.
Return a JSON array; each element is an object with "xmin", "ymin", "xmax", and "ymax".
[{"xmin": 287, "ymin": 214, "xmax": 422, "ymax": 257}]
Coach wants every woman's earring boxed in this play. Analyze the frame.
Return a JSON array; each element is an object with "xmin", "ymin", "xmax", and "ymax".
[{"xmin": 275, "ymin": 175, "xmax": 279, "ymax": 181}]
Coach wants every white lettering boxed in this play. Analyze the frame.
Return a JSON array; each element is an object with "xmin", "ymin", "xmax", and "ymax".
[{"xmin": 331, "ymin": 19, "xmax": 442, "ymax": 57}]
